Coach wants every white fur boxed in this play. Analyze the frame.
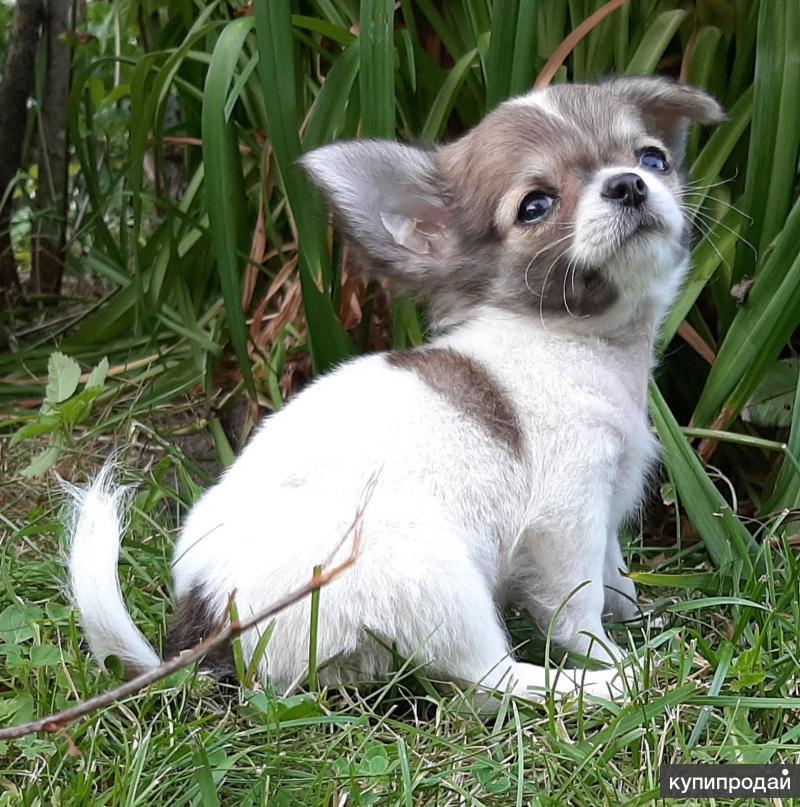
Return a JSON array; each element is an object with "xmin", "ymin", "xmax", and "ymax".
[
  {"xmin": 174, "ymin": 310, "xmax": 656, "ymax": 682},
  {"xmin": 66, "ymin": 82, "xmax": 703, "ymax": 705},
  {"xmin": 508, "ymin": 90, "xmax": 566, "ymax": 121},
  {"xmin": 572, "ymin": 165, "xmax": 688, "ymax": 330},
  {"xmin": 66, "ymin": 465, "xmax": 160, "ymax": 673},
  {"xmin": 67, "ymin": 289, "xmax": 676, "ymax": 700}
]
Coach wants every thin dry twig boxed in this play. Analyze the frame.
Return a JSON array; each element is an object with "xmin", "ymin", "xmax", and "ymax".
[
  {"xmin": 0, "ymin": 473, "xmax": 379, "ymax": 742},
  {"xmin": 242, "ymin": 190, "xmax": 268, "ymax": 310},
  {"xmin": 677, "ymin": 321, "xmax": 717, "ymax": 366},
  {"xmin": 145, "ymin": 136, "xmax": 254, "ymax": 156},
  {"xmin": 534, "ymin": 0, "xmax": 629, "ymax": 90},
  {"xmin": 698, "ymin": 407, "xmax": 737, "ymax": 462}
]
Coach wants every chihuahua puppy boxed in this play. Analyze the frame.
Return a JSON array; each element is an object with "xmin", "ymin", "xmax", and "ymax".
[{"xmin": 69, "ymin": 77, "xmax": 724, "ymax": 702}]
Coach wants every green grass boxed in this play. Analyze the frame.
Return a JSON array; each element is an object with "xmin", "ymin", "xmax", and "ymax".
[
  {"xmin": 1, "ymin": 447, "xmax": 799, "ymax": 805},
  {"xmin": 1, "ymin": 0, "xmax": 800, "ymax": 802}
]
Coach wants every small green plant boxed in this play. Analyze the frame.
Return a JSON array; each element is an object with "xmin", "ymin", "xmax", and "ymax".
[{"xmin": 11, "ymin": 351, "xmax": 109, "ymax": 477}]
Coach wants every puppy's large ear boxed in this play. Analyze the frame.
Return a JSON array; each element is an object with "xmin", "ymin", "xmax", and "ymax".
[
  {"xmin": 301, "ymin": 140, "xmax": 452, "ymax": 281},
  {"xmin": 607, "ymin": 76, "xmax": 726, "ymax": 166}
]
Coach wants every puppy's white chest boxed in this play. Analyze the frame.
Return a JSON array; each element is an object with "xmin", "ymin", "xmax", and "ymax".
[
  {"xmin": 608, "ymin": 400, "xmax": 658, "ymax": 523},
  {"xmin": 445, "ymin": 312, "xmax": 657, "ymax": 525}
]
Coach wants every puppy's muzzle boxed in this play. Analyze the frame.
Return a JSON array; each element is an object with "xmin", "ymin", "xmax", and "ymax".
[{"xmin": 601, "ymin": 173, "xmax": 648, "ymax": 208}]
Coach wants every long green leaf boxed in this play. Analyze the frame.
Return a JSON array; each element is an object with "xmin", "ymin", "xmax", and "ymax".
[
  {"xmin": 625, "ymin": 10, "xmax": 688, "ymax": 75},
  {"xmin": 628, "ymin": 570, "xmax": 715, "ymax": 590},
  {"xmin": 686, "ymin": 85, "xmax": 753, "ymax": 215},
  {"xmin": 202, "ymin": 17, "xmax": 256, "ymax": 396},
  {"xmin": 687, "ymin": 641, "xmax": 733, "ymax": 750},
  {"xmin": 650, "ymin": 383, "xmax": 758, "ymax": 572},
  {"xmin": 684, "ymin": 26, "xmax": 723, "ymax": 161},
  {"xmin": 421, "ymin": 48, "xmax": 478, "ymax": 140},
  {"xmin": 303, "ymin": 40, "xmax": 360, "ymax": 150},
  {"xmin": 692, "ymin": 196, "xmax": 800, "ymax": 428},
  {"xmin": 192, "ymin": 742, "xmax": 222, "ymax": 807},
  {"xmin": 732, "ymin": 0, "xmax": 800, "ymax": 280},
  {"xmin": 68, "ymin": 57, "xmax": 132, "ymax": 266},
  {"xmin": 486, "ymin": 0, "xmax": 523, "ymax": 108},
  {"xmin": 658, "ymin": 208, "xmax": 742, "ymax": 351},
  {"xmin": 509, "ymin": 0, "xmax": 539, "ymax": 94},
  {"xmin": 359, "ymin": 0, "xmax": 396, "ymax": 137},
  {"xmin": 254, "ymin": 0, "xmax": 353, "ymax": 373},
  {"xmin": 763, "ymin": 368, "xmax": 800, "ymax": 513},
  {"xmin": 129, "ymin": 7, "xmax": 223, "ymax": 270}
]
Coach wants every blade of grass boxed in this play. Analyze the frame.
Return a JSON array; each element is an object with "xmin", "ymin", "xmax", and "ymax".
[
  {"xmin": 668, "ymin": 597, "xmax": 769, "ymax": 613},
  {"xmin": 208, "ymin": 417, "xmax": 235, "ymax": 468},
  {"xmin": 762, "ymin": 362, "xmax": 800, "ymax": 513},
  {"xmin": 291, "ymin": 15, "xmax": 356, "ymax": 46},
  {"xmin": 628, "ymin": 571, "xmax": 715, "ymax": 590},
  {"xmin": 686, "ymin": 641, "xmax": 733, "ymax": 750},
  {"xmin": 303, "ymin": 40, "xmax": 360, "ymax": 150},
  {"xmin": 509, "ymin": 0, "xmax": 539, "ymax": 95},
  {"xmin": 307, "ymin": 563, "xmax": 322, "ymax": 691},
  {"xmin": 129, "ymin": 8, "xmax": 223, "ymax": 271},
  {"xmin": 684, "ymin": 26, "xmax": 723, "ymax": 160},
  {"xmin": 686, "ymin": 84, "xmax": 753, "ymax": 216},
  {"xmin": 192, "ymin": 741, "xmax": 222, "ymax": 807},
  {"xmin": 245, "ymin": 619, "xmax": 276, "ymax": 687},
  {"xmin": 658, "ymin": 208, "xmax": 742, "ymax": 350},
  {"xmin": 396, "ymin": 738, "xmax": 414, "ymax": 806},
  {"xmin": 536, "ymin": 0, "xmax": 627, "ymax": 89},
  {"xmin": 68, "ymin": 57, "xmax": 131, "ymax": 265},
  {"xmin": 412, "ymin": 0, "xmax": 470, "ymax": 63},
  {"xmin": 391, "ymin": 296, "xmax": 423, "ymax": 349}
]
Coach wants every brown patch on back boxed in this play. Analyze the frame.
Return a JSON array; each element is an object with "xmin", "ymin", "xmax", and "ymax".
[
  {"xmin": 165, "ymin": 584, "xmax": 235, "ymax": 679},
  {"xmin": 387, "ymin": 348, "xmax": 523, "ymax": 455}
]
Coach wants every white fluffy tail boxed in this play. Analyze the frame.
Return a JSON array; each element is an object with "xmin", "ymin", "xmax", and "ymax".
[{"xmin": 67, "ymin": 465, "xmax": 160, "ymax": 677}]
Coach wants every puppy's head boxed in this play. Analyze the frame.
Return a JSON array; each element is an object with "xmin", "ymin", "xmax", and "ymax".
[{"xmin": 302, "ymin": 77, "xmax": 724, "ymax": 329}]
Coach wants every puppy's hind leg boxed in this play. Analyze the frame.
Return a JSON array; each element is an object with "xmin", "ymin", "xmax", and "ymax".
[{"xmin": 396, "ymin": 554, "xmax": 621, "ymax": 706}]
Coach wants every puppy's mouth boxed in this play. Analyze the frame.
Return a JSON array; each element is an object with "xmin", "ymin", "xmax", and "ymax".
[
  {"xmin": 581, "ymin": 209, "xmax": 670, "ymax": 268},
  {"xmin": 614, "ymin": 209, "xmax": 667, "ymax": 245}
]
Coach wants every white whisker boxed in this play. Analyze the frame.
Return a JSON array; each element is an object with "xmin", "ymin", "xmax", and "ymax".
[{"xmin": 524, "ymin": 231, "xmax": 575, "ymax": 299}]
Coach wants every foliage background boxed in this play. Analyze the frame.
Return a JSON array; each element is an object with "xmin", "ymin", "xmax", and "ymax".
[{"xmin": 0, "ymin": 0, "xmax": 799, "ymax": 803}]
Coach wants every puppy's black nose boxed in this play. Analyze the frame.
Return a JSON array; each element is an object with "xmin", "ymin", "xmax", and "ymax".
[{"xmin": 601, "ymin": 173, "xmax": 648, "ymax": 208}]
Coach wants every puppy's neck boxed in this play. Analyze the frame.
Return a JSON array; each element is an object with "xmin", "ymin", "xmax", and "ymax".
[
  {"xmin": 431, "ymin": 300, "xmax": 659, "ymax": 351},
  {"xmin": 437, "ymin": 305, "xmax": 655, "ymax": 415}
]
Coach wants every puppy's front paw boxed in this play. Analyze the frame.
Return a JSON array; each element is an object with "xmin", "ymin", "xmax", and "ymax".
[
  {"xmin": 552, "ymin": 663, "xmax": 636, "ymax": 702},
  {"xmin": 579, "ymin": 665, "xmax": 634, "ymax": 700}
]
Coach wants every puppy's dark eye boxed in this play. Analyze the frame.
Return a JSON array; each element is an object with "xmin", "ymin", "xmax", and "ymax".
[
  {"xmin": 638, "ymin": 147, "xmax": 669, "ymax": 172},
  {"xmin": 517, "ymin": 192, "xmax": 555, "ymax": 224}
]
